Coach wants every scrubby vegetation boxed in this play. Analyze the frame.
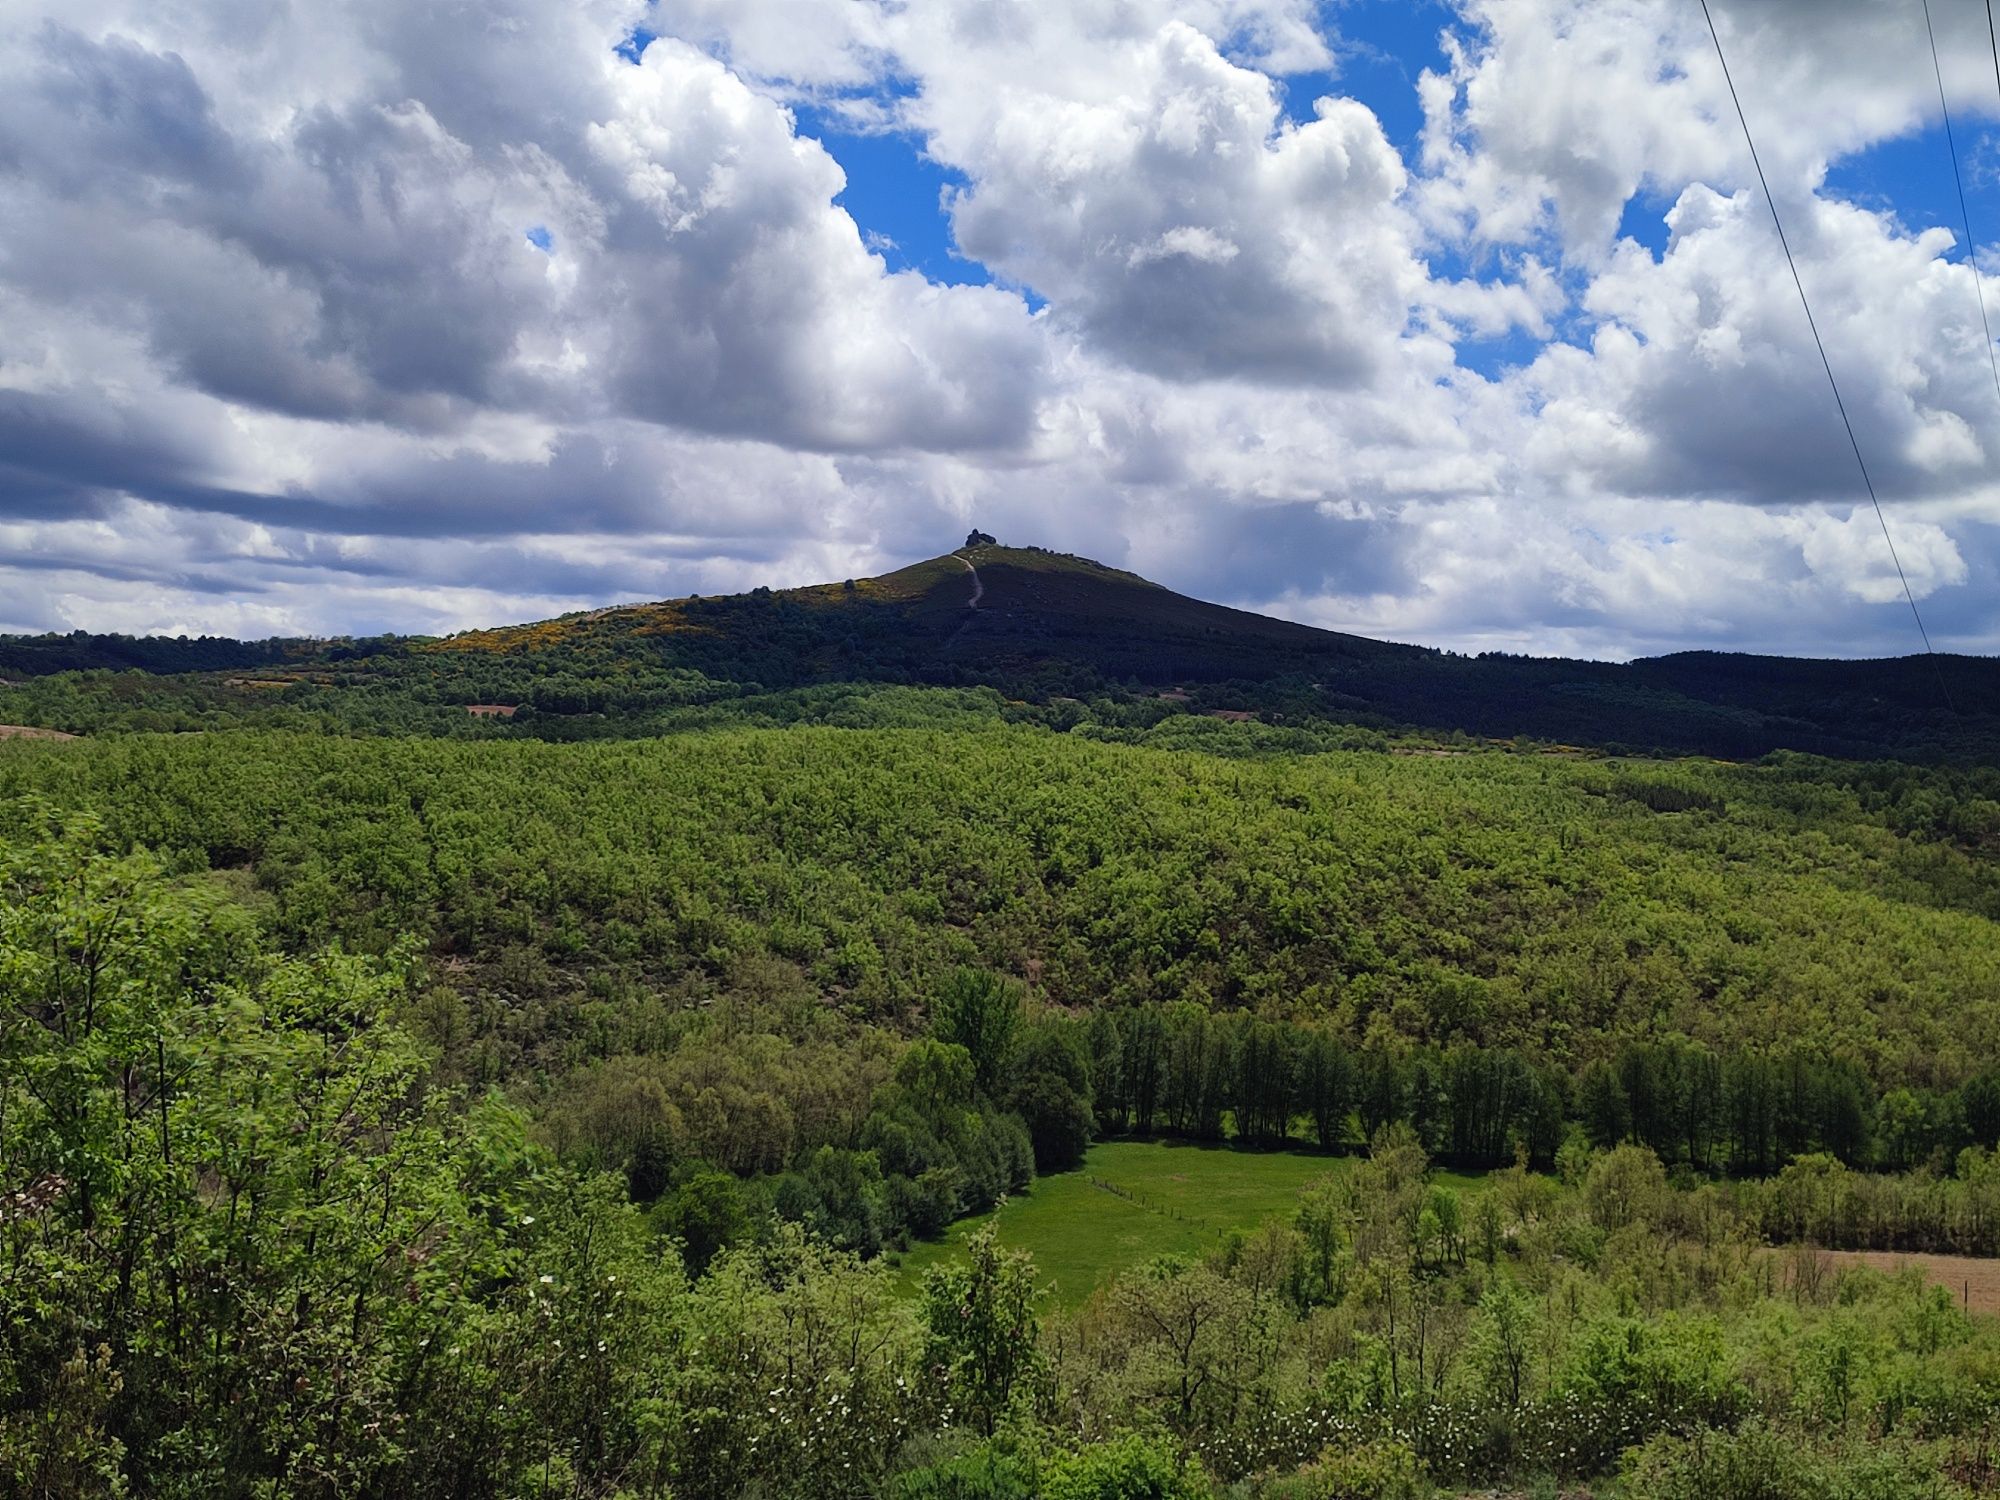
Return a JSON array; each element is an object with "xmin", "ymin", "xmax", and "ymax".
[
  {"xmin": 2, "ymin": 644, "xmax": 1998, "ymax": 1492},
  {"xmin": 1, "ymin": 729, "xmax": 1993, "ymax": 1068},
  {"xmin": 3, "ymin": 532, "xmax": 2000, "ymax": 1500},
  {"xmin": 9, "ymin": 820, "xmax": 2000, "ymax": 1496}
]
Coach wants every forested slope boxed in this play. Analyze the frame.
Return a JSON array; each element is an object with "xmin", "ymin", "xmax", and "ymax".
[
  {"xmin": 2, "ymin": 729, "xmax": 1994, "ymax": 1079},
  {"xmin": 7, "ymin": 766, "xmax": 2000, "ymax": 1497}
]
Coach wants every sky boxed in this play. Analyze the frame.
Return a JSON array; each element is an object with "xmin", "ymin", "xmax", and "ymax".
[{"xmin": 3, "ymin": 0, "xmax": 2000, "ymax": 660}]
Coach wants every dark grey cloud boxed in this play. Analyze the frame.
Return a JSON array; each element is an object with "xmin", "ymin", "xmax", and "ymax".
[
  {"xmin": 0, "ymin": 388, "xmax": 864, "ymax": 549},
  {"xmin": 1136, "ymin": 498, "xmax": 1418, "ymax": 604},
  {"xmin": 25, "ymin": 25, "xmax": 245, "ymax": 192}
]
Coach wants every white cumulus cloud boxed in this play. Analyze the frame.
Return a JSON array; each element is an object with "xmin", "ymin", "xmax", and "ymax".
[{"xmin": 0, "ymin": 0, "xmax": 1992, "ymax": 659}]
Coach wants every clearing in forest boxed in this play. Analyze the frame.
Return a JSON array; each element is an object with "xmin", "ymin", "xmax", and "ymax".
[
  {"xmin": 1811, "ymin": 1249, "xmax": 2000, "ymax": 1316},
  {"xmin": 892, "ymin": 1138, "xmax": 1484, "ymax": 1305}
]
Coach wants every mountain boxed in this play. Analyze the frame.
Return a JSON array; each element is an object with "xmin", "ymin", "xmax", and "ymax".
[
  {"xmin": 425, "ymin": 541, "xmax": 1992, "ymax": 760},
  {"xmin": 3, "ymin": 541, "xmax": 1994, "ymax": 760},
  {"xmin": 434, "ymin": 543, "xmax": 1404, "ymax": 684}
]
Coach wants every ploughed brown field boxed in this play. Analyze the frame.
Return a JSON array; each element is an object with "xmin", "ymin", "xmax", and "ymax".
[{"xmin": 1813, "ymin": 1249, "xmax": 2000, "ymax": 1315}]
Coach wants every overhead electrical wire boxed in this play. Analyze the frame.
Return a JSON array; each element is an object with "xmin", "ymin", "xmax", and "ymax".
[
  {"xmin": 1925, "ymin": 0, "xmax": 2000, "ymax": 412},
  {"xmin": 1697, "ymin": 0, "xmax": 1954, "ymax": 708},
  {"xmin": 1991, "ymin": 0, "xmax": 2000, "ymax": 185}
]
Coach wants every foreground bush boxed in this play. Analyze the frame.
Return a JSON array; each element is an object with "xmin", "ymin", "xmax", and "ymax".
[{"xmin": 1621, "ymin": 1422, "xmax": 1971, "ymax": 1500}]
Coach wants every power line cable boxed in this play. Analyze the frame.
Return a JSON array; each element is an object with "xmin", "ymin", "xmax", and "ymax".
[
  {"xmin": 1989, "ymin": 0, "xmax": 2000, "ymax": 167},
  {"xmin": 1697, "ymin": 0, "xmax": 1954, "ymax": 706},
  {"xmin": 1925, "ymin": 0, "xmax": 2000, "ymax": 412}
]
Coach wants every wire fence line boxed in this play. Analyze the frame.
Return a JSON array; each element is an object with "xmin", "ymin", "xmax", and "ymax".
[{"xmin": 1083, "ymin": 1173, "xmax": 1220, "ymax": 1236}]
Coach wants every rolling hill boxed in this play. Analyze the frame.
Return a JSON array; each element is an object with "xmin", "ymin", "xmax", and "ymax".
[
  {"xmin": 421, "ymin": 539, "xmax": 1998, "ymax": 760},
  {"xmin": 431, "ymin": 542, "xmax": 1403, "ymax": 682},
  {"xmin": 2, "ymin": 539, "xmax": 1994, "ymax": 760}
]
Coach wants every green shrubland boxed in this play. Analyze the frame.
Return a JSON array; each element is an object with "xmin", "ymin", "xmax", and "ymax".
[
  {"xmin": 4, "ymin": 724, "xmax": 2000, "ymax": 1493},
  {"xmin": 8, "ymin": 821, "xmax": 2000, "ymax": 1493}
]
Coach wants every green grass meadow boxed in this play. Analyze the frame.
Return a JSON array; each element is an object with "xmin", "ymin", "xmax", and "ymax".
[{"xmin": 891, "ymin": 1138, "xmax": 1484, "ymax": 1305}]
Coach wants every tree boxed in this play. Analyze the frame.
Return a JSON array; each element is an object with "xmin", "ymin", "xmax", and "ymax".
[
  {"xmin": 1584, "ymin": 1143, "xmax": 1666, "ymax": 1232},
  {"xmin": 1293, "ymin": 1176, "xmax": 1352, "ymax": 1307},
  {"xmin": 1085, "ymin": 1010, "xmax": 1127, "ymax": 1134},
  {"xmin": 1123, "ymin": 1007, "xmax": 1165, "ymax": 1136},
  {"xmin": 1619, "ymin": 1045, "xmax": 1669, "ymax": 1158},
  {"xmin": 1578, "ymin": 1061, "xmax": 1631, "ymax": 1150},
  {"xmin": 894, "ymin": 1038, "xmax": 979, "ymax": 1126},
  {"xmin": 1231, "ymin": 1017, "xmax": 1297, "ymax": 1145},
  {"xmin": 1961, "ymin": 1072, "xmax": 2000, "ymax": 1151},
  {"xmin": 1406, "ymin": 1053, "xmax": 1446, "ymax": 1157},
  {"xmin": 0, "ymin": 813, "xmax": 697, "ymax": 1496},
  {"xmin": 1674, "ymin": 1043, "xmax": 1725, "ymax": 1171},
  {"xmin": 1470, "ymin": 1277, "xmax": 1536, "ymax": 1408},
  {"xmin": 1876, "ymin": 1087, "xmax": 1939, "ymax": 1171},
  {"xmin": 1105, "ymin": 1259, "xmax": 1252, "ymax": 1434},
  {"xmin": 675, "ymin": 1223, "xmax": 906, "ymax": 1498},
  {"xmin": 1522, "ymin": 1063, "xmax": 1569, "ymax": 1169},
  {"xmin": 1297, "ymin": 1029, "xmax": 1355, "ymax": 1152},
  {"xmin": 1817, "ymin": 1067, "xmax": 1871, "ymax": 1166},
  {"xmin": 777, "ymin": 1146, "xmax": 888, "ymax": 1255},
  {"xmin": 934, "ymin": 969, "xmax": 1022, "ymax": 1098},
  {"xmin": 1422, "ymin": 1184, "xmax": 1465, "ymax": 1268},
  {"xmin": 1358, "ymin": 1047, "xmax": 1403, "ymax": 1139},
  {"xmin": 1039, "ymin": 1435, "xmax": 1214, "ymax": 1500},
  {"xmin": 1444, "ymin": 1046, "xmax": 1536, "ymax": 1167},
  {"xmin": 1010, "ymin": 1023, "xmax": 1095, "ymax": 1172},
  {"xmin": 543, "ymin": 1053, "xmax": 686, "ymax": 1199},
  {"xmin": 655, "ymin": 1168, "xmax": 747, "ymax": 1274},
  {"xmin": 919, "ymin": 1223, "xmax": 1041, "ymax": 1435},
  {"xmin": 1160, "ymin": 1007, "xmax": 1232, "ymax": 1142},
  {"xmin": 1727, "ymin": 1053, "xmax": 1781, "ymax": 1175}
]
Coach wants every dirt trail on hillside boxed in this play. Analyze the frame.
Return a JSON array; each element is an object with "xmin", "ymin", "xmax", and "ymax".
[
  {"xmin": 944, "ymin": 553, "xmax": 983, "ymax": 651},
  {"xmin": 953, "ymin": 552, "xmax": 984, "ymax": 608}
]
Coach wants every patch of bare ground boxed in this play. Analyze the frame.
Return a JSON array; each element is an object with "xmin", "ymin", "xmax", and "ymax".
[
  {"xmin": 0, "ymin": 725, "xmax": 76, "ymax": 741},
  {"xmin": 1786, "ymin": 1247, "xmax": 2000, "ymax": 1315}
]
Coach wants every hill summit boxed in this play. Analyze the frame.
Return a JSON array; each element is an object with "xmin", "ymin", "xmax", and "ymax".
[
  {"xmin": 436, "ymin": 542, "xmax": 1400, "ymax": 687},
  {"xmin": 2, "ymin": 541, "xmax": 1992, "ymax": 760}
]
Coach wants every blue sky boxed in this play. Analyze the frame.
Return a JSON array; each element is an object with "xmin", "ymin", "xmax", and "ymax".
[
  {"xmin": 1828, "ymin": 119, "xmax": 2000, "ymax": 255},
  {"xmin": 804, "ymin": 106, "xmax": 995, "ymax": 290}
]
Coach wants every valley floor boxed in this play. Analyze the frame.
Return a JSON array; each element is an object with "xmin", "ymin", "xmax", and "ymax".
[{"xmin": 894, "ymin": 1138, "xmax": 1487, "ymax": 1304}]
